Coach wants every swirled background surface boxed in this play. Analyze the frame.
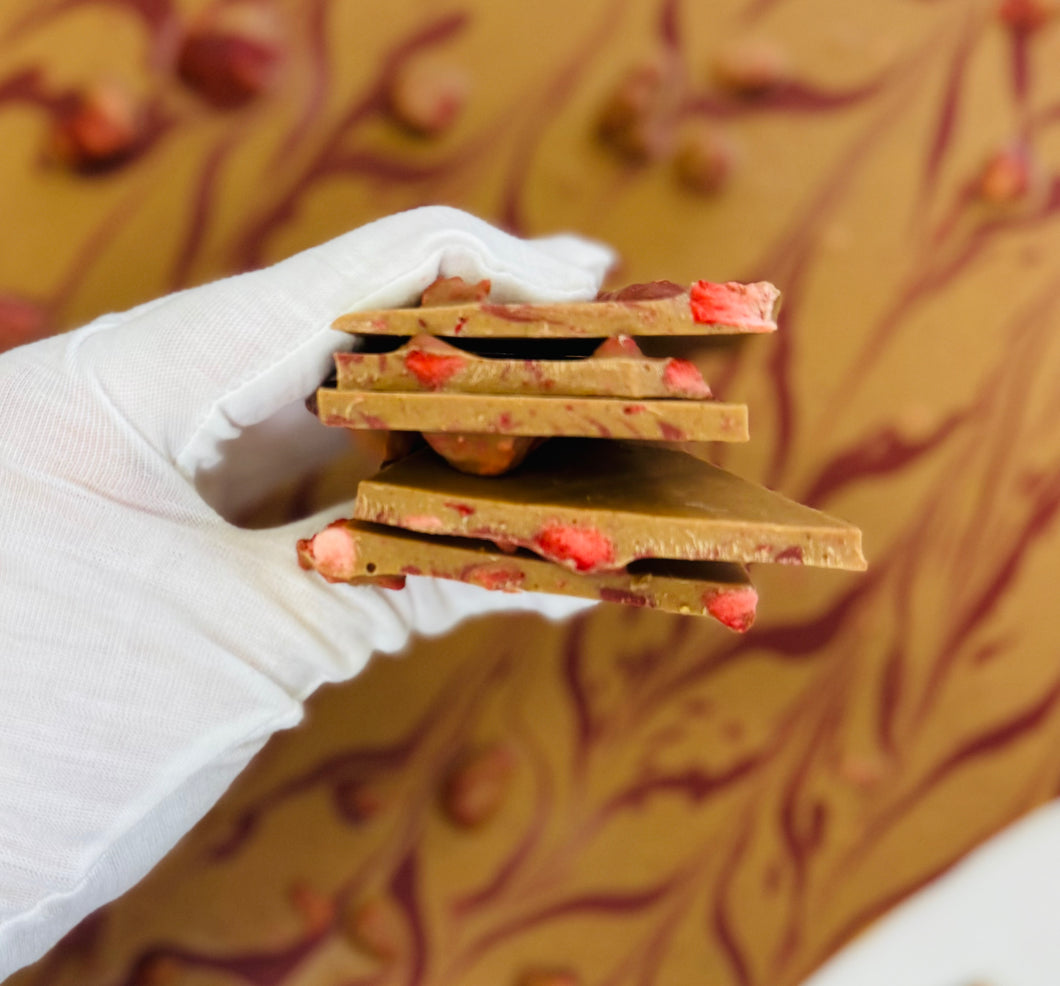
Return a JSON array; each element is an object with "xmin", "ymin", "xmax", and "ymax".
[{"xmin": 5, "ymin": 0, "xmax": 1060, "ymax": 983}]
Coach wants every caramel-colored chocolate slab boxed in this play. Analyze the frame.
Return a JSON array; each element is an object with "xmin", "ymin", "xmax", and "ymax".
[
  {"xmin": 332, "ymin": 280, "xmax": 779, "ymax": 338},
  {"xmin": 298, "ymin": 519, "xmax": 758, "ymax": 630},
  {"xmin": 334, "ymin": 338, "xmax": 711, "ymax": 397},
  {"xmin": 316, "ymin": 389, "xmax": 748, "ymax": 442},
  {"xmin": 353, "ymin": 440, "xmax": 866, "ymax": 572}
]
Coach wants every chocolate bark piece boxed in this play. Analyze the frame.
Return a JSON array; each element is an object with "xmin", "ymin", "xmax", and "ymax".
[
  {"xmin": 353, "ymin": 440, "xmax": 867, "ymax": 573},
  {"xmin": 334, "ymin": 335, "xmax": 712, "ymax": 398},
  {"xmin": 316, "ymin": 390, "xmax": 748, "ymax": 442},
  {"xmin": 298, "ymin": 519, "xmax": 758, "ymax": 630},
  {"xmin": 332, "ymin": 280, "xmax": 780, "ymax": 338}
]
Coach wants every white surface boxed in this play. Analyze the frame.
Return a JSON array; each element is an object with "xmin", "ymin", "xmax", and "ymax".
[{"xmin": 803, "ymin": 800, "xmax": 1060, "ymax": 986}]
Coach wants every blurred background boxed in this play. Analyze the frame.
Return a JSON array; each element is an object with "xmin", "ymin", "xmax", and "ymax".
[{"xmin": 4, "ymin": 0, "xmax": 1060, "ymax": 983}]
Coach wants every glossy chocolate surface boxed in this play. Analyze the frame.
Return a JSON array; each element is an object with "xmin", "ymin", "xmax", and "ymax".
[
  {"xmin": 354, "ymin": 440, "xmax": 866, "ymax": 572},
  {"xmin": 298, "ymin": 520, "xmax": 758, "ymax": 628},
  {"xmin": 317, "ymin": 390, "xmax": 748, "ymax": 442},
  {"xmin": 332, "ymin": 281, "xmax": 780, "ymax": 338}
]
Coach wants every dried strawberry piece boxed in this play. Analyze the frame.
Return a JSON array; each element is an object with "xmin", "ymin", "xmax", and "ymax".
[
  {"xmin": 689, "ymin": 280, "xmax": 778, "ymax": 326},
  {"xmin": 297, "ymin": 521, "xmax": 357, "ymax": 582},
  {"xmin": 662, "ymin": 358, "xmax": 711, "ymax": 398},
  {"xmin": 533, "ymin": 523, "xmax": 615, "ymax": 572},
  {"xmin": 591, "ymin": 335, "xmax": 711, "ymax": 398},
  {"xmin": 403, "ymin": 335, "xmax": 467, "ymax": 388},
  {"xmin": 704, "ymin": 585, "xmax": 758, "ymax": 632}
]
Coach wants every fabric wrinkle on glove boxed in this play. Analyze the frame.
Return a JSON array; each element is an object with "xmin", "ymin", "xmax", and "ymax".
[{"xmin": 0, "ymin": 206, "xmax": 615, "ymax": 979}]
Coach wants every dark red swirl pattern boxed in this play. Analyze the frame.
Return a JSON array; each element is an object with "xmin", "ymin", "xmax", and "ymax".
[{"xmin": 5, "ymin": 0, "xmax": 1060, "ymax": 984}]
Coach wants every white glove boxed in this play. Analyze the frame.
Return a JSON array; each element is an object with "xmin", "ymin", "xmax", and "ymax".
[{"xmin": 0, "ymin": 206, "xmax": 615, "ymax": 978}]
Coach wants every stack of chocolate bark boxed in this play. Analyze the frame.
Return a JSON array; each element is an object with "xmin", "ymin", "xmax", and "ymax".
[{"xmin": 298, "ymin": 277, "xmax": 865, "ymax": 632}]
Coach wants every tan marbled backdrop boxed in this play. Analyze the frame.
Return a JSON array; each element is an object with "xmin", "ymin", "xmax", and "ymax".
[{"xmin": 5, "ymin": 0, "xmax": 1060, "ymax": 984}]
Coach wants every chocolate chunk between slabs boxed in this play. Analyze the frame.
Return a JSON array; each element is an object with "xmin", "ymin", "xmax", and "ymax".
[
  {"xmin": 297, "ymin": 520, "xmax": 759, "ymax": 631},
  {"xmin": 351, "ymin": 439, "xmax": 867, "ymax": 574}
]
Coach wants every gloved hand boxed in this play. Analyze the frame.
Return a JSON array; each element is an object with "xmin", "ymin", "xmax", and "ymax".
[{"xmin": 0, "ymin": 206, "xmax": 615, "ymax": 978}]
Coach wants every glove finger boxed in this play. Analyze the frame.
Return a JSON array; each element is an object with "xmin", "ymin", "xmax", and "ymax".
[
  {"xmin": 192, "ymin": 398, "xmax": 358, "ymax": 521},
  {"xmin": 526, "ymin": 233, "xmax": 616, "ymax": 286},
  {"xmin": 69, "ymin": 206, "xmax": 615, "ymax": 487}
]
